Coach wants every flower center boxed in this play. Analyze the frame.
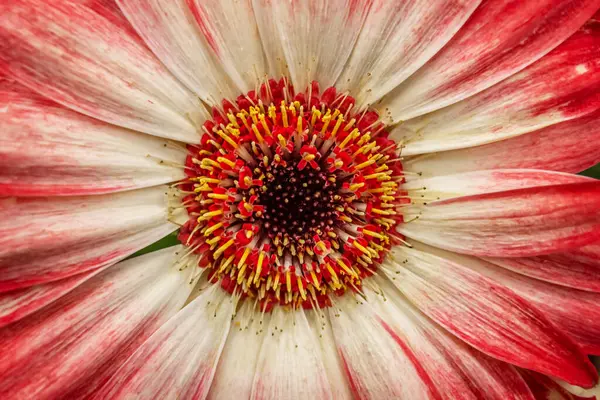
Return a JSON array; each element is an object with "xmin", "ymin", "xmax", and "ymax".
[{"xmin": 178, "ymin": 78, "xmax": 405, "ymax": 311}]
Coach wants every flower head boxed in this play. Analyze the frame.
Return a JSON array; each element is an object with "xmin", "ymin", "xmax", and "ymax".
[{"xmin": 1, "ymin": 0, "xmax": 600, "ymax": 399}]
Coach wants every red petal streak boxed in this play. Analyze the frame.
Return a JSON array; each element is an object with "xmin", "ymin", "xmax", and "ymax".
[
  {"xmin": 385, "ymin": 247, "xmax": 598, "ymax": 387},
  {"xmin": 399, "ymin": 181, "xmax": 600, "ymax": 257},
  {"xmin": 0, "ymin": 248, "xmax": 192, "ymax": 399},
  {"xmin": 0, "ymin": 0, "xmax": 203, "ymax": 141},
  {"xmin": 0, "ymin": 79, "xmax": 186, "ymax": 196},
  {"xmin": 405, "ymin": 110, "xmax": 600, "ymax": 175},
  {"xmin": 485, "ymin": 244, "xmax": 600, "ymax": 293},
  {"xmin": 0, "ymin": 187, "xmax": 176, "ymax": 291},
  {"xmin": 381, "ymin": 0, "xmax": 600, "ymax": 121}
]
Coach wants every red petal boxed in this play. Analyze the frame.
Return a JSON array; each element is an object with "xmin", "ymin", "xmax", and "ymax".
[
  {"xmin": 384, "ymin": 247, "xmax": 598, "ymax": 387},
  {"xmin": 399, "ymin": 181, "xmax": 600, "ymax": 257},
  {"xmin": 381, "ymin": 0, "xmax": 600, "ymax": 121},
  {"xmin": 0, "ymin": 0, "xmax": 204, "ymax": 141},
  {"xmin": 0, "ymin": 79, "xmax": 186, "ymax": 196}
]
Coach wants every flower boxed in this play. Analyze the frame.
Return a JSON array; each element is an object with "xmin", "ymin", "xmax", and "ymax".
[{"xmin": 1, "ymin": 0, "xmax": 600, "ymax": 398}]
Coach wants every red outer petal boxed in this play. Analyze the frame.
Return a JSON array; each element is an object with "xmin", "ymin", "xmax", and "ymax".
[
  {"xmin": 0, "ymin": 79, "xmax": 186, "ymax": 196},
  {"xmin": 0, "ymin": 0, "xmax": 203, "ymax": 141},
  {"xmin": 385, "ymin": 248, "xmax": 598, "ymax": 387},
  {"xmin": 399, "ymin": 181, "xmax": 600, "ymax": 257},
  {"xmin": 0, "ymin": 269, "xmax": 102, "ymax": 328},
  {"xmin": 405, "ymin": 110, "xmax": 600, "ymax": 175},
  {"xmin": 381, "ymin": 0, "xmax": 600, "ymax": 121}
]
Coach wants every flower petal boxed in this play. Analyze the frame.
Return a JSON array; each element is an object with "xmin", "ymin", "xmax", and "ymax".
[
  {"xmin": 0, "ymin": 269, "xmax": 101, "ymax": 328},
  {"xmin": 435, "ymin": 249, "xmax": 600, "ymax": 355},
  {"xmin": 379, "ymin": 0, "xmax": 600, "ymax": 121},
  {"xmin": 0, "ymin": 186, "xmax": 179, "ymax": 291},
  {"xmin": 115, "ymin": 0, "xmax": 239, "ymax": 101},
  {"xmin": 404, "ymin": 110, "xmax": 600, "ymax": 176},
  {"xmin": 0, "ymin": 0, "xmax": 205, "ymax": 141},
  {"xmin": 368, "ymin": 281, "xmax": 535, "ymax": 399},
  {"xmin": 0, "ymin": 79, "xmax": 186, "ymax": 196},
  {"xmin": 250, "ymin": 307, "xmax": 334, "ymax": 399},
  {"xmin": 306, "ymin": 312, "xmax": 353, "ymax": 400},
  {"xmin": 398, "ymin": 181, "xmax": 600, "ymax": 257},
  {"xmin": 328, "ymin": 293, "xmax": 437, "ymax": 399},
  {"xmin": 383, "ymin": 246, "xmax": 598, "ymax": 387},
  {"xmin": 254, "ymin": 0, "xmax": 371, "ymax": 90},
  {"xmin": 95, "ymin": 284, "xmax": 233, "ymax": 399},
  {"xmin": 184, "ymin": 0, "xmax": 267, "ymax": 92},
  {"xmin": 208, "ymin": 301, "xmax": 269, "ymax": 399},
  {"xmin": 337, "ymin": 0, "xmax": 480, "ymax": 108},
  {"xmin": 389, "ymin": 21, "xmax": 600, "ymax": 154},
  {"xmin": 0, "ymin": 246, "xmax": 195, "ymax": 399},
  {"xmin": 484, "ymin": 245, "xmax": 600, "ymax": 293},
  {"xmin": 401, "ymin": 169, "xmax": 591, "ymax": 201}
]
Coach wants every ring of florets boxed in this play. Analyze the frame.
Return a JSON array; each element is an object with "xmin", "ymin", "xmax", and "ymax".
[{"xmin": 178, "ymin": 78, "xmax": 406, "ymax": 311}]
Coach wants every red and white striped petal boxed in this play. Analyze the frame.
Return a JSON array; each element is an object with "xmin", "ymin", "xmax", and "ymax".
[
  {"xmin": 0, "ymin": 186, "xmax": 179, "ymax": 291},
  {"xmin": 0, "ymin": 0, "xmax": 205, "ymax": 141},
  {"xmin": 255, "ymin": 0, "xmax": 371, "ymax": 90},
  {"xmin": 328, "ymin": 293, "xmax": 436, "ymax": 399},
  {"xmin": 401, "ymin": 169, "xmax": 591, "ymax": 201},
  {"xmin": 0, "ymin": 80, "xmax": 186, "ymax": 197},
  {"xmin": 95, "ymin": 285, "xmax": 233, "ymax": 399},
  {"xmin": 337, "ymin": 0, "xmax": 480, "ymax": 108},
  {"xmin": 184, "ymin": 0, "xmax": 267, "ymax": 92},
  {"xmin": 520, "ymin": 370, "xmax": 592, "ymax": 400},
  {"xmin": 404, "ymin": 110, "xmax": 600, "ymax": 176},
  {"xmin": 383, "ymin": 246, "xmax": 598, "ymax": 387},
  {"xmin": 306, "ymin": 312, "xmax": 353, "ymax": 400},
  {"xmin": 379, "ymin": 0, "xmax": 600, "ymax": 121},
  {"xmin": 250, "ymin": 307, "xmax": 333, "ymax": 400},
  {"xmin": 0, "ymin": 246, "xmax": 195, "ymax": 399},
  {"xmin": 398, "ymin": 181, "xmax": 600, "ymax": 257},
  {"xmin": 433, "ymin": 249, "xmax": 600, "ymax": 354},
  {"xmin": 368, "ymin": 281, "xmax": 535, "ymax": 399},
  {"xmin": 0, "ymin": 269, "xmax": 102, "ymax": 329},
  {"xmin": 115, "ymin": 0, "xmax": 239, "ymax": 101},
  {"xmin": 389, "ymin": 21, "xmax": 600, "ymax": 155},
  {"xmin": 208, "ymin": 301, "xmax": 269, "ymax": 399},
  {"xmin": 485, "ymin": 244, "xmax": 600, "ymax": 293}
]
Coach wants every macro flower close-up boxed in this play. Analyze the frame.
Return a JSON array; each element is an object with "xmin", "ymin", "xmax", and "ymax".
[{"xmin": 3, "ymin": 0, "xmax": 600, "ymax": 398}]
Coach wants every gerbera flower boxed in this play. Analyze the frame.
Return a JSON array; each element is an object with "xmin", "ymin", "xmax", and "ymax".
[{"xmin": 2, "ymin": 0, "xmax": 600, "ymax": 398}]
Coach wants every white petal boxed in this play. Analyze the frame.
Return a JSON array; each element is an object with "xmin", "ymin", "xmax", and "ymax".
[
  {"xmin": 95, "ymin": 284, "xmax": 234, "ymax": 399},
  {"xmin": 337, "ymin": 0, "xmax": 480, "ymax": 108},
  {"xmin": 251, "ymin": 307, "xmax": 334, "ymax": 399},
  {"xmin": 185, "ymin": 0, "xmax": 267, "ymax": 92},
  {"xmin": 208, "ymin": 301, "xmax": 269, "ymax": 399},
  {"xmin": 328, "ymin": 293, "xmax": 433, "ymax": 399},
  {"xmin": 254, "ymin": 0, "xmax": 371, "ymax": 90},
  {"xmin": 116, "ymin": 0, "xmax": 238, "ymax": 102}
]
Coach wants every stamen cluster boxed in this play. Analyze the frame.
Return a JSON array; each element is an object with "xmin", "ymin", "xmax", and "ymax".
[{"xmin": 178, "ymin": 79, "xmax": 405, "ymax": 311}]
